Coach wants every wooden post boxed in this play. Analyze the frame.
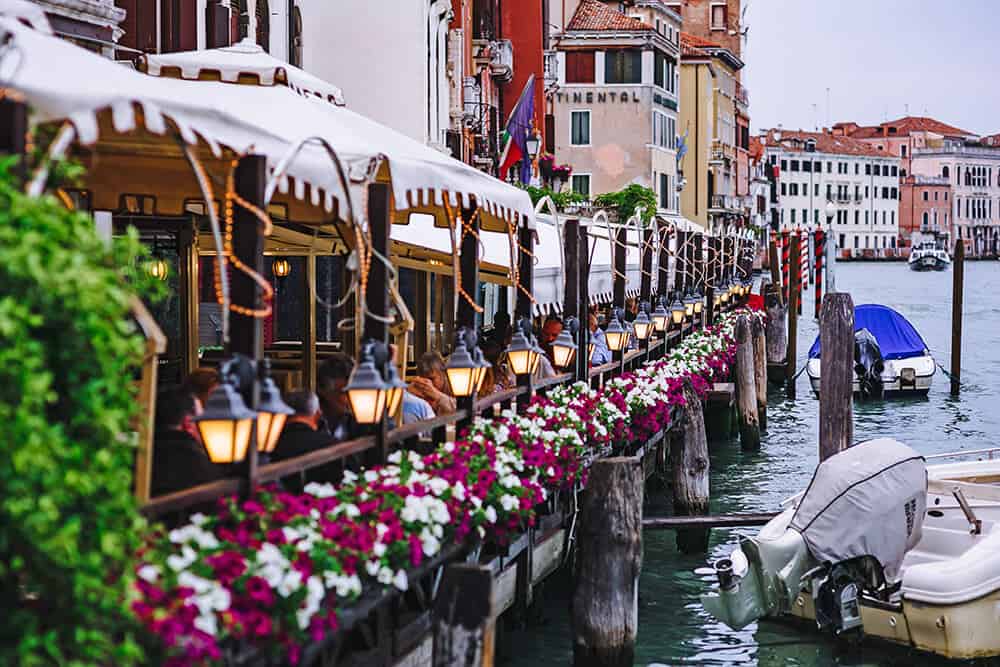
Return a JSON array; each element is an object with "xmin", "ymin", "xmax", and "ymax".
[
  {"xmin": 786, "ymin": 232, "xmax": 800, "ymax": 397},
  {"xmin": 752, "ymin": 316, "xmax": 767, "ymax": 431},
  {"xmin": 576, "ymin": 222, "xmax": 591, "ymax": 381},
  {"xmin": 656, "ymin": 226, "xmax": 670, "ymax": 299},
  {"xmin": 735, "ymin": 315, "xmax": 760, "ymax": 450},
  {"xmin": 819, "ymin": 293, "xmax": 854, "ymax": 461},
  {"xmin": 302, "ymin": 254, "xmax": 317, "ymax": 391},
  {"xmin": 612, "ymin": 225, "xmax": 627, "ymax": 368},
  {"xmin": 814, "ymin": 230, "xmax": 824, "ymax": 320},
  {"xmin": 640, "ymin": 227, "xmax": 653, "ymax": 304},
  {"xmin": 768, "ymin": 233, "xmax": 781, "ymax": 301},
  {"xmin": 433, "ymin": 564, "xmax": 495, "ymax": 667},
  {"xmin": 950, "ymin": 239, "xmax": 964, "ymax": 396},
  {"xmin": 705, "ymin": 285, "xmax": 715, "ymax": 327},
  {"xmin": 515, "ymin": 219, "xmax": 534, "ymax": 409},
  {"xmin": 456, "ymin": 205, "xmax": 480, "ymax": 431},
  {"xmin": 365, "ymin": 183, "xmax": 392, "ymax": 461},
  {"xmin": 765, "ymin": 285, "xmax": 786, "ymax": 364},
  {"xmin": 229, "ymin": 155, "xmax": 266, "ymax": 489},
  {"xmin": 671, "ymin": 379, "xmax": 710, "ymax": 553},
  {"xmin": 415, "ymin": 270, "xmax": 430, "ymax": 359},
  {"xmin": 572, "ymin": 457, "xmax": 642, "ymax": 667}
]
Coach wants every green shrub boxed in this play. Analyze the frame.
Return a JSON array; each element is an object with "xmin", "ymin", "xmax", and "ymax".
[
  {"xmin": 594, "ymin": 183, "xmax": 658, "ymax": 225},
  {"xmin": 0, "ymin": 159, "xmax": 162, "ymax": 665}
]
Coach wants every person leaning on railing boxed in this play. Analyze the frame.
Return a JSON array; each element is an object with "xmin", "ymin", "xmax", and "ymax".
[{"xmin": 409, "ymin": 351, "xmax": 457, "ymax": 415}]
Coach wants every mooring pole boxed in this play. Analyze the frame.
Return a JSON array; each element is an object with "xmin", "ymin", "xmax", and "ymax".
[
  {"xmin": 671, "ymin": 378, "xmax": 710, "ymax": 553},
  {"xmin": 735, "ymin": 314, "xmax": 760, "ymax": 449},
  {"xmin": 572, "ymin": 457, "xmax": 642, "ymax": 667},
  {"xmin": 786, "ymin": 232, "xmax": 800, "ymax": 397},
  {"xmin": 752, "ymin": 316, "xmax": 767, "ymax": 431},
  {"xmin": 951, "ymin": 239, "xmax": 965, "ymax": 396},
  {"xmin": 814, "ymin": 229, "xmax": 824, "ymax": 320},
  {"xmin": 769, "ymin": 231, "xmax": 781, "ymax": 298},
  {"xmin": 819, "ymin": 292, "xmax": 854, "ymax": 461},
  {"xmin": 781, "ymin": 229, "xmax": 790, "ymax": 304},
  {"xmin": 433, "ymin": 564, "xmax": 496, "ymax": 667}
]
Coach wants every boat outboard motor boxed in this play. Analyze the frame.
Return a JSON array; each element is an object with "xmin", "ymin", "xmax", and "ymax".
[{"xmin": 853, "ymin": 328, "xmax": 884, "ymax": 400}]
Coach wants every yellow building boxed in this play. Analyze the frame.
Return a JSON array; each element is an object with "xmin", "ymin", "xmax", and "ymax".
[{"xmin": 678, "ymin": 32, "xmax": 744, "ymax": 232}]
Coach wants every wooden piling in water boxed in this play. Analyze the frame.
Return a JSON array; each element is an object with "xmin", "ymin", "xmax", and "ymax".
[
  {"xmin": 735, "ymin": 314, "xmax": 760, "ymax": 450},
  {"xmin": 671, "ymin": 379, "xmax": 710, "ymax": 553},
  {"xmin": 764, "ymin": 284, "xmax": 787, "ymax": 385},
  {"xmin": 752, "ymin": 316, "xmax": 767, "ymax": 431},
  {"xmin": 819, "ymin": 293, "xmax": 854, "ymax": 462},
  {"xmin": 786, "ymin": 233, "xmax": 800, "ymax": 398},
  {"xmin": 433, "ymin": 564, "xmax": 495, "ymax": 667},
  {"xmin": 572, "ymin": 457, "xmax": 642, "ymax": 667},
  {"xmin": 951, "ymin": 239, "xmax": 964, "ymax": 396}
]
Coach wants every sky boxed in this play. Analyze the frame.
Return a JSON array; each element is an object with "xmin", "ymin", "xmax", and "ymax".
[{"xmin": 742, "ymin": 0, "xmax": 1000, "ymax": 136}]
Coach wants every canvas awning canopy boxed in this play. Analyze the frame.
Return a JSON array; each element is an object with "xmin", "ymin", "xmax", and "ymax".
[{"xmin": 0, "ymin": 15, "xmax": 534, "ymax": 237}]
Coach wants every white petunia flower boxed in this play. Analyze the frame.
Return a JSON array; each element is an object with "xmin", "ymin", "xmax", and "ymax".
[
  {"xmin": 137, "ymin": 564, "xmax": 159, "ymax": 583},
  {"xmin": 393, "ymin": 570, "xmax": 409, "ymax": 591}
]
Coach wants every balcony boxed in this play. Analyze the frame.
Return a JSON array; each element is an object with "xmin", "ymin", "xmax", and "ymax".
[
  {"xmin": 709, "ymin": 194, "xmax": 740, "ymax": 212},
  {"xmin": 910, "ymin": 175, "xmax": 950, "ymax": 186},
  {"xmin": 472, "ymin": 39, "xmax": 513, "ymax": 82},
  {"xmin": 544, "ymin": 50, "xmax": 558, "ymax": 90},
  {"xmin": 914, "ymin": 143, "xmax": 1000, "ymax": 158}
]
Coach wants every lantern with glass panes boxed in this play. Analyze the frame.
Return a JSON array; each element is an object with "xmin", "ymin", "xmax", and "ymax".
[
  {"xmin": 345, "ymin": 341, "xmax": 390, "ymax": 425},
  {"xmin": 446, "ymin": 328, "xmax": 482, "ymax": 398},
  {"xmin": 506, "ymin": 318, "xmax": 539, "ymax": 377},
  {"xmin": 551, "ymin": 316, "xmax": 579, "ymax": 368},
  {"xmin": 651, "ymin": 296, "xmax": 670, "ymax": 333},
  {"xmin": 604, "ymin": 308, "xmax": 628, "ymax": 353},
  {"xmin": 669, "ymin": 292, "xmax": 686, "ymax": 327},
  {"xmin": 632, "ymin": 303, "xmax": 652, "ymax": 342}
]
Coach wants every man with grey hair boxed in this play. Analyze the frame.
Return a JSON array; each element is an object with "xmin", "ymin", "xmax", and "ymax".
[{"xmin": 272, "ymin": 389, "xmax": 337, "ymax": 491}]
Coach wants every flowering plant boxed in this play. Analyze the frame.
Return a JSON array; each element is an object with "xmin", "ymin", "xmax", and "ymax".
[{"xmin": 135, "ymin": 309, "xmax": 756, "ymax": 665}]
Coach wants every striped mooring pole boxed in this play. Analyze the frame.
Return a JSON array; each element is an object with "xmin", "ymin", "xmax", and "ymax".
[
  {"xmin": 814, "ymin": 229, "xmax": 825, "ymax": 319},
  {"xmin": 781, "ymin": 229, "xmax": 790, "ymax": 304},
  {"xmin": 797, "ymin": 229, "xmax": 805, "ymax": 316}
]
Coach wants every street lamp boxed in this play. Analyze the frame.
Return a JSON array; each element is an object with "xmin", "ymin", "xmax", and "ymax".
[
  {"xmin": 272, "ymin": 258, "xmax": 291, "ymax": 278},
  {"xmin": 604, "ymin": 309, "xmax": 628, "ymax": 353},
  {"xmin": 693, "ymin": 288, "xmax": 704, "ymax": 316},
  {"xmin": 383, "ymin": 359, "xmax": 407, "ymax": 417},
  {"xmin": 445, "ymin": 329, "xmax": 479, "ymax": 398},
  {"xmin": 255, "ymin": 360, "xmax": 294, "ymax": 454},
  {"xmin": 825, "ymin": 199, "xmax": 837, "ymax": 225},
  {"xmin": 146, "ymin": 257, "xmax": 169, "ymax": 281},
  {"xmin": 345, "ymin": 341, "xmax": 390, "ymax": 425},
  {"xmin": 506, "ymin": 318, "xmax": 540, "ymax": 376},
  {"xmin": 632, "ymin": 304, "xmax": 653, "ymax": 342},
  {"xmin": 551, "ymin": 317, "xmax": 579, "ymax": 369},
  {"xmin": 651, "ymin": 297, "xmax": 670, "ymax": 333},
  {"xmin": 525, "ymin": 132, "xmax": 541, "ymax": 160},
  {"xmin": 195, "ymin": 376, "xmax": 257, "ymax": 464},
  {"xmin": 670, "ymin": 293, "xmax": 686, "ymax": 327},
  {"xmin": 683, "ymin": 290, "xmax": 696, "ymax": 319}
]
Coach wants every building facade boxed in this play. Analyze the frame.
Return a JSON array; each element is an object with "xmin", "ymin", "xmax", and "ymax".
[
  {"xmin": 910, "ymin": 141, "xmax": 1000, "ymax": 257},
  {"xmin": 899, "ymin": 175, "xmax": 951, "ymax": 248},
  {"xmin": 550, "ymin": 0, "xmax": 681, "ymax": 213},
  {"xmin": 664, "ymin": 0, "xmax": 743, "ymax": 61},
  {"xmin": 678, "ymin": 32, "xmax": 744, "ymax": 231},
  {"xmin": 760, "ymin": 129, "xmax": 902, "ymax": 258}
]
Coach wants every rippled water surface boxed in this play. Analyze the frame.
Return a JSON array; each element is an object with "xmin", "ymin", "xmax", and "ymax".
[{"xmin": 507, "ymin": 262, "xmax": 1000, "ymax": 666}]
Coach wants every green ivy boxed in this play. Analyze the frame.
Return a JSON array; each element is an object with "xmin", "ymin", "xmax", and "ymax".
[
  {"xmin": 0, "ymin": 158, "xmax": 162, "ymax": 665},
  {"xmin": 520, "ymin": 184, "xmax": 587, "ymax": 210},
  {"xmin": 593, "ymin": 183, "xmax": 658, "ymax": 225}
]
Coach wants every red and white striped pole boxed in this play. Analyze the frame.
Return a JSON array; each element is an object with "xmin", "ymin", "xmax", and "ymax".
[
  {"xmin": 814, "ymin": 229, "xmax": 825, "ymax": 319},
  {"xmin": 781, "ymin": 228, "xmax": 790, "ymax": 304},
  {"xmin": 797, "ymin": 229, "xmax": 805, "ymax": 315}
]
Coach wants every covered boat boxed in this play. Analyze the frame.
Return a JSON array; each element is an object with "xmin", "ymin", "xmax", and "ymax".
[
  {"xmin": 703, "ymin": 439, "xmax": 1000, "ymax": 660},
  {"xmin": 806, "ymin": 304, "xmax": 934, "ymax": 398}
]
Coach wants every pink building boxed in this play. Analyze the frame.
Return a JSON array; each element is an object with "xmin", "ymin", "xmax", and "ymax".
[{"xmin": 899, "ymin": 175, "xmax": 951, "ymax": 249}]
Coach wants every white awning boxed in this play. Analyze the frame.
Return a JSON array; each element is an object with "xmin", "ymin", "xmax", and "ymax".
[
  {"xmin": 0, "ymin": 16, "xmax": 534, "ymax": 231},
  {"xmin": 140, "ymin": 38, "xmax": 346, "ymax": 107}
]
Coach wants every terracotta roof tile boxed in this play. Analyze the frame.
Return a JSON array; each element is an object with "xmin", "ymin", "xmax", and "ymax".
[
  {"xmin": 566, "ymin": 0, "xmax": 652, "ymax": 31},
  {"xmin": 837, "ymin": 116, "xmax": 976, "ymax": 140},
  {"xmin": 759, "ymin": 129, "xmax": 890, "ymax": 158},
  {"xmin": 980, "ymin": 133, "xmax": 1000, "ymax": 147},
  {"xmin": 680, "ymin": 32, "xmax": 722, "ymax": 49},
  {"xmin": 748, "ymin": 136, "xmax": 764, "ymax": 161}
]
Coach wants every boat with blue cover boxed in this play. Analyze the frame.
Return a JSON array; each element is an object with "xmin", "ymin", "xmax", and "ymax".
[{"xmin": 806, "ymin": 304, "xmax": 934, "ymax": 398}]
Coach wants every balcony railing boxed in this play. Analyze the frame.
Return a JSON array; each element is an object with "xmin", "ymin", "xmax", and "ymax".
[
  {"xmin": 914, "ymin": 144, "xmax": 1000, "ymax": 158},
  {"xmin": 544, "ymin": 50, "xmax": 558, "ymax": 89},
  {"xmin": 735, "ymin": 82, "xmax": 749, "ymax": 107},
  {"xmin": 709, "ymin": 194, "xmax": 739, "ymax": 211}
]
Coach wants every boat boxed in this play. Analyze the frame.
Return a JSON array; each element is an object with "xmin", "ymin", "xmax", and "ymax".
[
  {"xmin": 908, "ymin": 241, "xmax": 950, "ymax": 272},
  {"xmin": 805, "ymin": 304, "xmax": 934, "ymax": 399},
  {"xmin": 702, "ymin": 439, "xmax": 1000, "ymax": 661}
]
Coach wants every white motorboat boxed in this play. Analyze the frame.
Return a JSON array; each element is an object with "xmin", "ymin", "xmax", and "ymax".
[
  {"xmin": 703, "ymin": 439, "xmax": 1000, "ymax": 660},
  {"xmin": 806, "ymin": 304, "xmax": 934, "ymax": 399},
  {"xmin": 908, "ymin": 241, "xmax": 950, "ymax": 272}
]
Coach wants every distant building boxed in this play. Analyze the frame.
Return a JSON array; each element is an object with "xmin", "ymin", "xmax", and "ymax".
[
  {"xmin": 899, "ymin": 175, "xmax": 952, "ymax": 249},
  {"xmin": 759, "ymin": 128, "xmax": 902, "ymax": 258},
  {"xmin": 663, "ymin": 0, "xmax": 743, "ymax": 63},
  {"xmin": 550, "ymin": 0, "xmax": 682, "ymax": 215},
  {"xmin": 678, "ymin": 32, "xmax": 745, "ymax": 231},
  {"xmin": 748, "ymin": 136, "xmax": 773, "ymax": 230},
  {"xmin": 23, "ymin": 0, "xmax": 125, "ymax": 56},
  {"xmin": 833, "ymin": 116, "xmax": 977, "ymax": 177}
]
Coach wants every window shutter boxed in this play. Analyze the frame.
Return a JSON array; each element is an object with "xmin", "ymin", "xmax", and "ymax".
[{"xmin": 566, "ymin": 51, "xmax": 595, "ymax": 84}]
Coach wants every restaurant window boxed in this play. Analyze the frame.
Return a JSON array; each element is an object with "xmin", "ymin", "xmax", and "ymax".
[
  {"xmin": 605, "ymin": 49, "xmax": 642, "ymax": 84},
  {"xmin": 566, "ymin": 51, "xmax": 596, "ymax": 84},
  {"xmin": 571, "ymin": 174, "xmax": 591, "ymax": 198},
  {"xmin": 570, "ymin": 111, "xmax": 590, "ymax": 146}
]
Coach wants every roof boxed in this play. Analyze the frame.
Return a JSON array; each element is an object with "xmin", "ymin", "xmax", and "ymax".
[
  {"xmin": 759, "ymin": 128, "xmax": 889, "ymax": 158},
  {"xmin": 839, "ymin": 116, "xmax": 976, "ymax": 140},
  {"xmin": 748, "ymin": 135, "xmax": 764, "ymax": 161},
  {"xmin": 679, "ymin": 31, "xmax": 743, "ymax": 69},
  {"xmin": 980, "ymin": 133, "xmax": 1000, "ymax": 147},
  {"xmin": 566, "ymin": 0, "xmax": 652, "ymax": 31},
  {"xmin": 681, "ymin": 32, "xmax": 723, "ymax": 49}
]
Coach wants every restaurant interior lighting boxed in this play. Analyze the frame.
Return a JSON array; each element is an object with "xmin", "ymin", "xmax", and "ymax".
[{"xmin": 272, "ymin": 258, "xmax": 291, "ymax": 278}]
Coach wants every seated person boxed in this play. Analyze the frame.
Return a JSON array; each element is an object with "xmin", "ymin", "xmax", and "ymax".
[
  {"xmin": 540, "ymin": 317, "xmax": 563, "ymax": 366},
  {"xmin": 316, "ymin": 352, "xmax": 359, "ymax": 441},
  {"xmin": 183, "ymin": 367, "xmax": 220, "ymax": 411},
  {"xmin": 272, "ymin": 390, "xmax": 338, "ymax": 491},
  {"xmin": 150, "ymin": 385, "xmax": 224, "ymax": 497},
  {"xmin": 480, "ymin": 339, "xmax": 514, "ymax": 394},
  {"xmin": 485, "ymin": 311, "xmax": 512, "ymax": 346},
  {"xmin": 386, "ymin": 344, "xmax": 435, "ymax": 425},
  {"xmin": 409, "ymin": 351, "xmax": 457, "ymax": 415},
  {"xmin": 589, "ymin": 312, "xmax": 612, "ymax": 365}
]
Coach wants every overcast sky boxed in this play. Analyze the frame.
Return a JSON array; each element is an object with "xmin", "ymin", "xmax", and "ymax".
[{"xmin": 742, "ymin": 0, "xmax": 1000, "ymax": 136}]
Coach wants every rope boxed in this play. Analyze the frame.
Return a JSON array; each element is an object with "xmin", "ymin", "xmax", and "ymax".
[{"xmin": 443, "ymin": 198, "xmax": 484, "ymax": 314}]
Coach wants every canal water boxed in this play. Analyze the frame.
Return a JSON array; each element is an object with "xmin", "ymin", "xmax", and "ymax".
[{"xmin": 508, "ymin": 261, "xmax": 1000, "ymax": 666}]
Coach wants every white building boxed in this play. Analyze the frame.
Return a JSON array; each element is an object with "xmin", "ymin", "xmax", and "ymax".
[{"xmin": 760, "ymin": 129, "xmax": 902, "ymax": 257}]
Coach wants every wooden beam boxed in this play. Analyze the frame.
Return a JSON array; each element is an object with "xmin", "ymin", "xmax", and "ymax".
[
  {"xmin": 433, "ymin": 565, "xmax": 496, "ymax": 667},
  {"xmin": 643, "ymin": 512, "xmax": 778, "ymax": 530},
  {"xmin": 456, "ymin": 205, "xmax": 480, "ymax": 431},
  {"xmin": 639, "ymin": 227, "xmax": 653, "ymax": 304},
  {"xmin": 515, "ymin": 219, "xmax": 534, "ymax": 409},
  {"xmin": 414, "ymin": 269, "xmax": 430, "ymax": 361},
  {"xmin": 302, "ymin": 254, "xmax": 317, "ymax": 391},
  {"xmin": 951, "ymin": 239, "xmax": 964, "ymax": 395},
  {"xmin": 735, "ymin": 314, "xmax": 760, "ymax": 450},
  {"xmin": 576, "ymin": 221, "xmax": 591, "ymax": 382}
]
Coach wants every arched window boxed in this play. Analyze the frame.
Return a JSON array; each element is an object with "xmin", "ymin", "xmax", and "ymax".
[
  {"xmin": 922, "ymin": 211, "xmax": 929, "ymax": 228},
  {"xmin": 255, "ymin": 0, "xmax": 270, "ymax": 51},
  {"xmin": 289, "ymin": 6, "xmax": 303, "ymax": 67},
  {"xmin": 941, "ymin": 165, "xmax": 949, "ymax": 179}
]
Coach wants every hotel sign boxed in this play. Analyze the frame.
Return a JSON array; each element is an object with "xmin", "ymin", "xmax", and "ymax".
[{"xmin": 555, "ymin": 90, "xmax": 641, "ymax": 104}]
